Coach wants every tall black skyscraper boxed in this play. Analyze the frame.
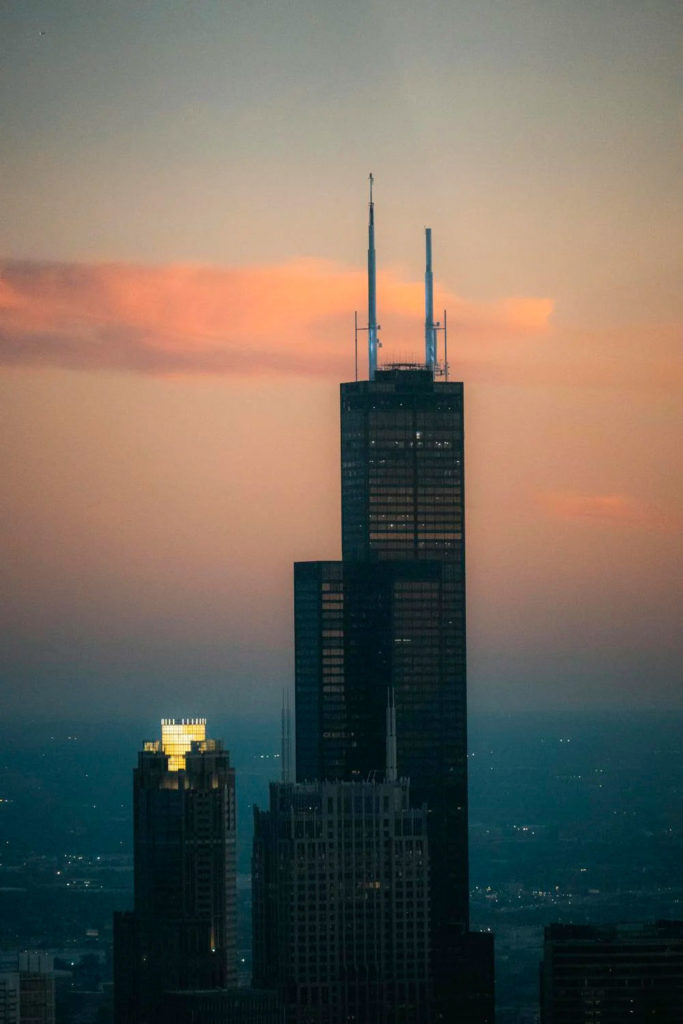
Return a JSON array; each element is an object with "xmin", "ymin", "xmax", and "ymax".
[{"xmin": 294, "ymin": 184, "xmax": 493, "ymax": 1021}]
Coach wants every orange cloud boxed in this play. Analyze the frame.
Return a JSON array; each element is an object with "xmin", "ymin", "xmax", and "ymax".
[
  {"xmin": 536, "ymin": 491, "xmax": 679, "ymax": 531},
  {"xmin": 0, "ymin": 259, "xmax": 552, "ymax": 377}
]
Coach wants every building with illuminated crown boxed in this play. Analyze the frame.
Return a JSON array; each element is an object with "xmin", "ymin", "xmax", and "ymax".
[{"xmin": 113, "ymin": 718, "xmax": 236, "ymax": 1024}]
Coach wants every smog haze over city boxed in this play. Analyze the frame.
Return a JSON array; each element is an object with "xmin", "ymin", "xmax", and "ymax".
[{"xmin": 1, "ymin": 2, "xmax": 682, "ymax": 1021}]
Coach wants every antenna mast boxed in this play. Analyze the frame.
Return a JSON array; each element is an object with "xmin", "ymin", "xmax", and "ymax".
[
  {"xmin": 367, "ymin": 173, "xmax": 378, "ymax": 380},
  {"xmin": 425, "ymin": 228, "xmax": 436, "ymax": 368}
]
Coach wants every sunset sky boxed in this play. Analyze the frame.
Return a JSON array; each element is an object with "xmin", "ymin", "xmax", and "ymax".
[{"xmin": 1, "ymin": 0, "xmax": 681, "ymax": 721}]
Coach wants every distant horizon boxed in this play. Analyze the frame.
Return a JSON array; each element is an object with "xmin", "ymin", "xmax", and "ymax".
[{"xmin": 3, "ymin": 706, "xmax": 683, "ymax": 730}]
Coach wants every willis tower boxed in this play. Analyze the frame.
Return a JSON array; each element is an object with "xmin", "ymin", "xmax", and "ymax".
[{"xmin": 294, "ymin": 179, "xmax": 494, "ymax": 1021}]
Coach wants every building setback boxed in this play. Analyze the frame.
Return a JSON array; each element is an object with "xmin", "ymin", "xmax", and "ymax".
[
  {"xmin": 540, "ymin": 921, "xmax": 683, "ymax": 1024},
  {"xmin": 113, "ymin": 719, "xmax": 237, "ymax": 1024},
  {"xmin": 253, "ymin": 779, "xmax": 431, "ymax": 1024}
]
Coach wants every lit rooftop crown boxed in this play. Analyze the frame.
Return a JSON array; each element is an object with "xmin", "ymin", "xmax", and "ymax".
[{"xmin": 161, "ymin": 717, "xmax": 207, "ymax": 771}]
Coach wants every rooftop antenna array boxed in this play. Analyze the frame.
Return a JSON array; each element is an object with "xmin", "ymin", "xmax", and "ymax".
[{"xmin": 354, "ymin": 178, "xmax": 448, "ymax": 379}]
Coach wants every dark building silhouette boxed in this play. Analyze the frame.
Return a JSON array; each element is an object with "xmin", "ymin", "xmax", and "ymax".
[
  {"xmin": 161, "ymin": 987, "xmax": 284, "ymax": 1023},
  {"xmin": 292, "ymin": 184, "xmax": 493, "ymax": 1022},
  {"xmin": 253, "ymin": 778, "xmax": 431, "ymax": 1023},
  {"xmin": 0, "ymin": 953, "xmax": 55, "ymax": 1024},
  {"xmin": 540, "ymin": 921, "xmax": 683, "ymax": 1024},
  {"xmin": 296, "ymin": 370, "xmax": 468, "ymax": 927},
  {"xmin": 114, "ymin": 719, "xmax": 237, "ymax": 1024}
]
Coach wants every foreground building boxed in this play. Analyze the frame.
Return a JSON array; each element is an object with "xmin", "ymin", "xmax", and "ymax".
[
  {"xmin": 293, "ymin": 183, "xmax": 493, "ymax": 1021},
  {"xmin": 0, "ymin": 953, "xmax": 55, "ymax": 1024},
  {"xmin": 114, "ymin": 718, "xmax": 237, "ymax": 1024},
  {"xmin": 253, "ymin": 777, "xmax": 431, "ymax": 1023},
  {"xmin": 540, "ymin": 921, "xmax": 683, "ymax": 1023}
]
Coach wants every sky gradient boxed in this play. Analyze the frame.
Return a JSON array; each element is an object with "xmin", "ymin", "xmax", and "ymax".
[{"xmin": 1, "ymin": 0, "xmax": 681, "ymax": 719}]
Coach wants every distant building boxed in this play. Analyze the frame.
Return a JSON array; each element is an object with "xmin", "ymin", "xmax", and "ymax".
[
  {"xmin": 252, "ymin": 778, "xmax": 431, "ymax": 1023},
  {"xmin": 0, "ymin": 952, "xmax": 55, "ymax": 1024},
  {"xmin": 113, "ymin": 719, "xmax": 237, "ymax": 1024},
  {"xmin": 540, "ymin": 921, "xmax": 683, "ymax": 1023},
  {"xmin": 0, "ymin": 973, "xmax": 18, "ymax": 1024}
]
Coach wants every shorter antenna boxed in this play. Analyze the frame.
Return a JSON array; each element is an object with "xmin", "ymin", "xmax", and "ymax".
[{"xmin": 385, "ymin": 688, "xmax": 397, "ymax": 783}]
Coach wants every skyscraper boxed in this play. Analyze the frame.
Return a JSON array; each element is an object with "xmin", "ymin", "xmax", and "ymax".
[
  {"xmin": 114, "ymin": 719, "xmax": 237, "ymax": 1024},
  {"xmin": 253, "ymin": 777, "xmax": 431, "ymax": 1024},
  {"xmin": 294, "ymin": 183, "xmax": 493, "ymax": 1021}
]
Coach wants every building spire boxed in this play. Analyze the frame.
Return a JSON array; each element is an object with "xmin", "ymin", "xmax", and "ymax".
[
  {"xmin": 385, "ymin": 688, "xmax": 397, "ymax": 783},
  {"xmin": 368, "ymin": 173, "xmax": 378, "ymax": 380},
  {"xmin": 425, "ymin": 227, "xmax": 436, "ymax": 368}
]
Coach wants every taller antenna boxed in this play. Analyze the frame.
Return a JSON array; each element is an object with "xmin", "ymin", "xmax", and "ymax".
[
  {"xmin": 367, "ymin": 173, "xmax": 378, "ymax": 380},
  {"xmin": 425, "ymin": 228, "xmax": 436, "ymax": 368},
  {"xmin": 385, "ymin": 688, "xmax": 397, "ymax": 784}
]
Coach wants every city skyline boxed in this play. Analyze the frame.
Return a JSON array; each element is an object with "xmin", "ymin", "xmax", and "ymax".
[{"xmin": 1, "ymin": 0, "xmax": 682, "ymax": 722}]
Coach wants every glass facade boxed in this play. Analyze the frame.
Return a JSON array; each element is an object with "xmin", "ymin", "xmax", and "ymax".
[
  {"xmin": 341, "ymin": 368, "xmax": 465, "ymax": 564},
  {"xmin": 294, "ymin": 563, "xmax": 346, "ymax": 784},
  {"xmin": 294, "ymin": 366, "xmax": 475, "ymax": 1015},
  {"xmin": 295, "ymin": 560, "xmax": 466, "ymax": 796}
]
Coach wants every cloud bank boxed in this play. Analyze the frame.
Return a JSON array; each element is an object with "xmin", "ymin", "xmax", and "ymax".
[
  {"xmin": 537, "ymin": 491, "xmax": 680, "ymax": 531},
  {"xmin": 0, "ymin": 259, "xmax": 552, "ymax": 377}
]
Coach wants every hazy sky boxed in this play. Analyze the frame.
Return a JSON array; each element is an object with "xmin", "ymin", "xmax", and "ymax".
[{"xmin": 1, "ymin": 0, "xmax": 681, "ymax": 720}]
